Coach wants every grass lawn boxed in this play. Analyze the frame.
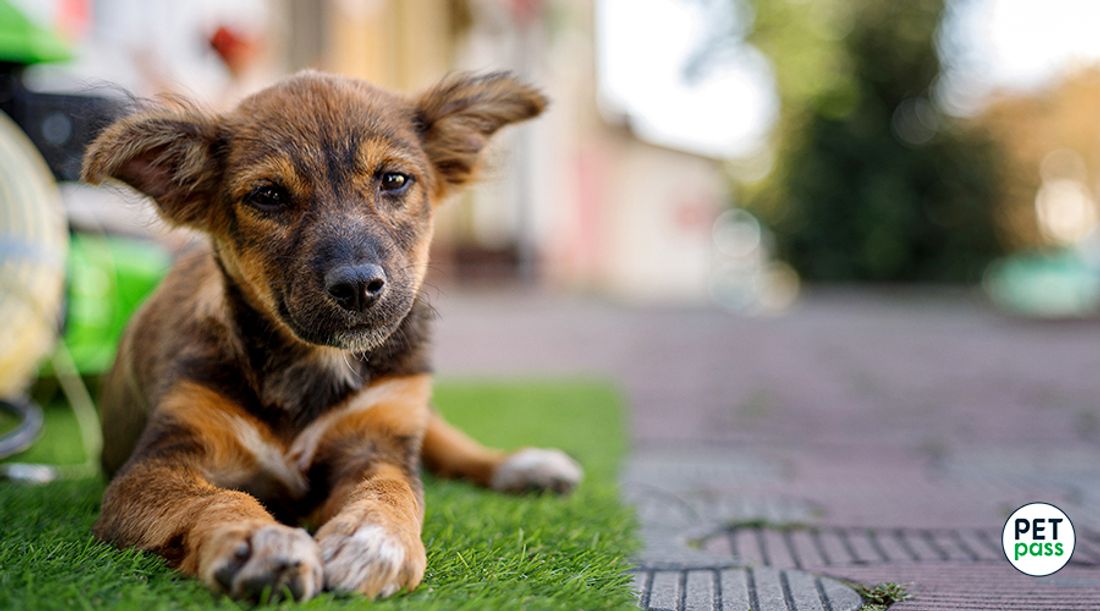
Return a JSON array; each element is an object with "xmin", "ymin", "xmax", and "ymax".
[{"xmin": 0, "ymin": 379, "xmax": 637, "ymax": 610}]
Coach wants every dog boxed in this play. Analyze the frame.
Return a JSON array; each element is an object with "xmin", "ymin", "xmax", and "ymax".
[{"xmin": 81, "ymin": 70, "xmax": 582, "ymax": 601}]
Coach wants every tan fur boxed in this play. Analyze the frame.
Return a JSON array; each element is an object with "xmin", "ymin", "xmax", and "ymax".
[
  {"xmin": 421, "ymin": 412, "xmax": 507, "ymax": 487},
  {"xmin": 83, "ymin": 101, "xmax": 223, "ymax": 229},
  {"xmin": 415, "ymin": 72, "xmax": 548, "ymax": 197},
  {"xmin": 290, "ymin": 375, "xmax": 431, "ymax": 471},
  {"xmin": 84, "ymin": 71, "xmax": 573, "ymax": 602},
  {"xmin": 94, "ymin": 384, "xmax": 288, "ymax": 581}
]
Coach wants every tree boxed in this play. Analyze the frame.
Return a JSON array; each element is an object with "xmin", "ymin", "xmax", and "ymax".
[{"xmin": 738, "ymin": 0, "xmax": 1005, "ymax": 282}]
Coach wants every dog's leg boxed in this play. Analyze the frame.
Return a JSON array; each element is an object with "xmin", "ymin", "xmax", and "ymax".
[
  {"xmin": 420, "ymin": 410, "xmax": 503, "ymax": 486},
  {"xmin": 301, "ymin": 375, "xmax": 432, "ymax": 598},
  {"xmin": 95, "ymin": 382, "xmax": 323, "ymax": 601},
  {"xmin": 422, "ymin": 411, "xmax": 583, "ymax": 494}
]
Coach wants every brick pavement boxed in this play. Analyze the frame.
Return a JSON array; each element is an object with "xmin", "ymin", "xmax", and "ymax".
[{"xmin": 430, "ymin": 287, "xmax": 1100, "ymax": 610}]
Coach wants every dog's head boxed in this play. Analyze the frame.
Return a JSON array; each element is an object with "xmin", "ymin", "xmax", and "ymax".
[{"xmin": 83, "ymin": 71, "xmax": 545, "ymax": 351}]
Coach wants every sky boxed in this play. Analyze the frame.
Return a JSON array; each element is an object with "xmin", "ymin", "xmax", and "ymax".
[
  {"xmin": 597, "ymin": 0, "xmax": 1100, "ymax": 159},
  {"xmin": 596, "ymin": 0, "xmax": 776, "ymax": 159},
  {"xmin": 937, "ymin": 0, "xmax": 1100, "ymax": 115}
]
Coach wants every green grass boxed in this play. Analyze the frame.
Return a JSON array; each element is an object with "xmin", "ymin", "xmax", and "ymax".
[
  {"xmin": 854, "ymin": 582, "xmax": 911, "ymax": 611},
  {"xmin": 0, "ymin": 379, "xmax": 638, "ymax": 610}
]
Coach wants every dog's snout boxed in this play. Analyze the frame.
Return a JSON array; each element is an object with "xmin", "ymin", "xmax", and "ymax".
[{"xmin": 324, "ymin": 264, "xmax": 387, "ymax": 312}]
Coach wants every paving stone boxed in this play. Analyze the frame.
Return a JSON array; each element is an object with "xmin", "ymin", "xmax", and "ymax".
[
  {"xmin": 622, "ymin": 446, "xmax": 800, "ymax": 531},
  {"xmin": 712, "ymin": 525, "xmax": 1100, "ymax": 569},
  {"xmin": 646, "ymin": 570, "xmax": 682, "ymax": 610},
  {"xmin": 684, "ymin": 570, "xmax": 716, "ymax": 610},
  {"xmin": 429, "ymin": 290, "xmax": 1100, "ymax": 609},
  {"xmin": 937, "ymin": 446, "xmax": 1100, "ymax": 530},
  {"xmin": 719, "ymin": 570, "xmax": 751, "ymax": 610},
  {"xmin": 635, "ymin": 566, "xmax": 862, "ymax": 611},
  {"xmin": 833, "ymin": 563, "xmax": 1100, "ymax": 610}
]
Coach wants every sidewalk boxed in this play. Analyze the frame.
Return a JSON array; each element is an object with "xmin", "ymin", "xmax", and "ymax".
[{"xmin": 431, "ymin": 287, "xmax": 1100, "ymax": 610}]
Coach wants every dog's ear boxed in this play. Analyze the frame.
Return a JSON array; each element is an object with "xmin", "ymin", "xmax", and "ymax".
[
  {"xmin": 414, "ymin": 72, "xmax": 547, "ymax": 198},
  {"xmin": 82, "ymin": 103, "xmax": 223, "ymax": 228}
]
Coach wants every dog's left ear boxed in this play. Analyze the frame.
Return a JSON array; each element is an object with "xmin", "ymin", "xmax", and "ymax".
[{"xmin": 414, "ymin": 72, "xmax": 547, "ymax": 198}]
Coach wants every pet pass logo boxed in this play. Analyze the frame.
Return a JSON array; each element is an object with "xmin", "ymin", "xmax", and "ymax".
[{"xmin": 1002, "ymin": 502, "xmax": 1075, "ymax": 576}]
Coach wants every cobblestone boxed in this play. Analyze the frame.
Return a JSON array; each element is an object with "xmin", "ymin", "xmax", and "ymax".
[{"xmin": 432, "ymin": 288, "xmax": 1100, "ymax": 609}]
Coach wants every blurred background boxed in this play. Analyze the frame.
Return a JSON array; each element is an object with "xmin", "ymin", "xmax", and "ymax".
[
  {"xmin": 8, "ymin": 3, "xmax": 1100, "ymax": 605},
  {"xmin": 6, "ymin": 0, "xmax": 1100, "ymax": 333},
  {"xmin": 4, "ymin": 0, "xmax": 1100, "ymax": 421}
]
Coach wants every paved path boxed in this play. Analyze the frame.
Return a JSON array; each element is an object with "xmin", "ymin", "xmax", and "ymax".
[{"xmin": 430, "ymin": 287, "xmax": 1100, "ymax": 610}]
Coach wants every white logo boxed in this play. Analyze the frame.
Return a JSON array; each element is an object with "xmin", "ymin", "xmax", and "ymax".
[{"xmin": 1002, "ymin": 502, "xmax": 1075, "ymax": 576}]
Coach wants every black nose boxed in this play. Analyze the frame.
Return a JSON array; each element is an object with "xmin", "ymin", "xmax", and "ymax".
[{"xmin": 324, "ymin": 264, "xmax": 387, "ymax": 312}]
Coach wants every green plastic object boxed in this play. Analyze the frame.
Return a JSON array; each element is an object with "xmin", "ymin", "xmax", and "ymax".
[
  {"xmin": 0, "ymin": 0, "xmax": 72, "ymax": 65},
  {"xmin": 984, "ymin": 249, "xmax": 1100, "ymax": 318},
  {"xmin": 59, "ymin": 234, "xmax": 170, "ymax": 374}
]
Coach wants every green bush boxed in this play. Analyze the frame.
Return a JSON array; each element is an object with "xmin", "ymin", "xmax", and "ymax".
[{"xmin": 741, "ymin": 0, "xmax": 1005, "ymax": 282}]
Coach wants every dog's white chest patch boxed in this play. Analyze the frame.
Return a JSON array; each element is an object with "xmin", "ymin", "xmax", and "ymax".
[
  {"xmin": 215, "ymin": 377, "xmax": 416, "ymax": 498},
  {"xmin": 219, "ymin": 414, "xmax": 308, "ymax": 496},
  {"xmin": 286, "ymin": 378, "xmax": 405, "ymax": 470}
]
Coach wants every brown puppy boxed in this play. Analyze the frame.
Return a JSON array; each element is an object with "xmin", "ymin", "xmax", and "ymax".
[{"xmin": 82, "ymin": 71, "xmax": 582, "ymax": 602}]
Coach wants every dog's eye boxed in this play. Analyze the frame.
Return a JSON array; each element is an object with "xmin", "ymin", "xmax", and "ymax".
[
  {"xmin": 245, "ymin": 185, "xmax": 290, "ymax": 211},
  {"xmin": 380, "ymin": 172, "xmax": 411, "ymax": 194}
]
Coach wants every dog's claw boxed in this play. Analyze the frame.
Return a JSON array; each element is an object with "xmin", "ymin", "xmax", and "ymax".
[{"xmin": 203, "ymin": 524, "xmax": 323, "ymax": 602}]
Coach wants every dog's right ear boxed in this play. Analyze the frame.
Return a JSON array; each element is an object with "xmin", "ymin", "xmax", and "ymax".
[{"xmin": 82, "ymin": 105, "xmax": 223, "ymax": 229}]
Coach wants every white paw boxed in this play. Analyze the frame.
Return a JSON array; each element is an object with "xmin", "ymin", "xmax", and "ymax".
[
  {"xmin": 491, "ymin": 448, "xmax": 583, "ymax": 494},
  {"xmin": 319, "ymin": 525, "xmax": 421, "ymax": 598}
]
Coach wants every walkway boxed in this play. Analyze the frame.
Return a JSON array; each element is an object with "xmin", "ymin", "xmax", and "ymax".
[{"xmin": 431, "ymin": 287, "xmax": 1100, "ymax": 610}]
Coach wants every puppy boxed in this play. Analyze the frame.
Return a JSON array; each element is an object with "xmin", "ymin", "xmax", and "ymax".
[{"xmin": 81, "ymin": 71, "xmax": 582, "ymax": 601}]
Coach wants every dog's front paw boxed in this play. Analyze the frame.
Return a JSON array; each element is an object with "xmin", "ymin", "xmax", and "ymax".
[
  {"xmin": 491, "ymin": 448, "xmax": 583, "ymax": 494},
  {"xmin": 316, "ymin": 521, "xmax": 426, "ymax": 598},
  {"xmin": 199, "ymin": 523, "xmax": 323, "ymax": 602}
]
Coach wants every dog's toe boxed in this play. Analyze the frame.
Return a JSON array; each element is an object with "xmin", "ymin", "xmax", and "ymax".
[
  {"xmin": 203, "ymin": 524, "xmax": 323, "ymax": 602},
  {"xmin": 318, "ymin": 523, "xmax": 425, "ymax": 598},
  {"xmin": 491, "ymin": 448, "xmax": 583, "ymax": 494}
]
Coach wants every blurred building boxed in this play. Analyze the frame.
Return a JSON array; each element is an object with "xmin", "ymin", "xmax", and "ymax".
[
  {"xmin": 284, "ymin": 0, "xmax": 740, "ymax": 304},
  {"xmin": 17, "ymin": 0, "xmax": 1100, "ymax": 310},
  {"xmin": 24, "ymin": 0, "xmax": 737, "ymax": 304}
]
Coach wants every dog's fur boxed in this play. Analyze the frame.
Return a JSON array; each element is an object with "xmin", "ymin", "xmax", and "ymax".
[{"xmin": 82, "ymin": 71, "xmax": 582, "ymax": 601}]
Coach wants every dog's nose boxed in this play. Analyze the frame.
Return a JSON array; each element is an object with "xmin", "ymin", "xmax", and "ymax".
[{"xmin": 324, "ymin": 264, "xmax": 387, "ymax": 312}]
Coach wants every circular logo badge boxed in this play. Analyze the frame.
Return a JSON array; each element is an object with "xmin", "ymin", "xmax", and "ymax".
[{"xmin": 1002, "ymin": 502, "xmax": 1075, "ymax": 576}]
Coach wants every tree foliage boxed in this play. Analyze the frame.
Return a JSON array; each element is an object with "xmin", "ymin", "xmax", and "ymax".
[{"xmin": 739, "ymin": 0, "xmax": 1005, "ymax": 282}]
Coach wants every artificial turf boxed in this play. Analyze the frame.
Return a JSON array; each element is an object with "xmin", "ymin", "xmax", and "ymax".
[{"xmin": 0, "ymin": 380, "xmax": 637, "ymax": 610}]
